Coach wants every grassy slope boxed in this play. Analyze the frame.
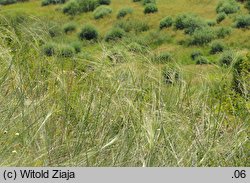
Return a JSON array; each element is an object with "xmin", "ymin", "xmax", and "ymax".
[{"xmin": 0, "ymin": 0, "xmax": 249, "ymax": 166}]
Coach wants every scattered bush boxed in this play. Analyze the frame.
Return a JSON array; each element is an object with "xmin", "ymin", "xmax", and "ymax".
[
  {"xmin": 78, "ymin": 0, "xmax": 99, "ymax": 12},
  {"xmin": 153, "ymin": 52, "xmax": 173, "ymax": 63},
  {"xmin": 79, "ymin": 24, "xmax": 98, "ymax": 40},
  {"xmin": 58, "ymin": 45, "xmax": 75, "ymax": 58},
  {"xmin": 215, "ymin": 27, "xmax": 232, "ymax": 38},
  {"xmin": 207, "ymin": 20, "xmax": 216, "ymax": 26},
  {"xmin": 70, "ymin": 41, "xmax": 82, "ymax": 53},
  {"xmin": 132, "ymin": 0, "xmax": 141, "ymax": 2},
  {"xmin": 115, "ymin": 19, "xmax": 149, "ymax": 33},
  {"xmin": 63, "ymin": 22, "xmax": 77, "ymax": 34},
  {"xmin": 219, "ymin": 51, "xmax": 236, "ymax": 66},
  {"xmin": 216, "ymin": 0, "xmax": 240, "ymax": 14},
  {"xmin": 41, "ymin": 0, "xmax": 65, "ymax": 6},
  {"xmin": 160, "ymin": 16, "xmax": 173, "ymax": 29},
  {"xmin": 143, "ymin": 0, "xmax": 155, "ymax": 5},
  {"xmin": 117, "ymin": 7, "xmax": 133, "ymax": 19},
  {"xmin": 235, "ymin": 15, "xmax": 250, "ymax": 28},
  {"xmin": 104, "ymin": 28, "xmax": 125, "ymax": 42},
  {"xmin": 162, "ymin": 65, "xmax": 181, "ymax": 84},
  {"xmin": 42, "ymin": 42, "xmax": 57, "ymax": 56},
  {"xmin": 0, "ymin": 0, "xmax": 17, "ymax": 5},
  {"xmin": 196, "ymin": 56, "xmax": 210, "ymax": 65},
  {"xmin": 98, "ymin": 0, "xmax": 110, "ymax": 5},
  {"xmin": 216, "ymin": 12, "xmax": 226, "ymax": 23},
  {"xmin": 190, "ymin": 28, "xmax": 215, "ymax": 45},
  {"xmin": 191, "ymin": 50, "xmax": 202, "ymax": 60},
  {"xmin": 210, "ymin": 41, "xmax": 225, "ymax": 54},
  {"xmin": 93, "ymin": 5, "xmax": 112, "ymax": 19},
  {"xmin": 63, "ymin": 0, "xmax": 79, "ymax": 16},
  {"xmin": 144, "ymin": 3, "xmax": 158, "ymax": 14},
  {"xmin": 48, "ymin": 23, "xmax": 62, "ymax": 37}
]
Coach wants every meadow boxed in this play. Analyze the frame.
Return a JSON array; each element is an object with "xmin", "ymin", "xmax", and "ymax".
[{"xmin": 0, "ymin": 0, "xmax": 249, "ymax": 166}]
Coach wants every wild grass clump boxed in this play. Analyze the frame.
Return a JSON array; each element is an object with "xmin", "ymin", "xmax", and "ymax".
[
  {"xmin": 143, "ymin": 0, "xmax": 155, "ymax": 5},
  {"xmin": 191, "ymin": 50, "xmax": 203, "ymax": 60},
  {"xmin": 219, "ymin": 50, "xmax": 236, "ymax": 66},
  {"xmin": 159, "ymin": 16, "xmax": 173, "ymax": 29},
  {"xmin": 127, "ymin": 42, "xmax": 146, "ymax": 53},
  {"xmin": 0, "ymin": 0, "xmax": 17, "ymax": 5},
  {"xmin": 115, "ymin": 19, "xmax": 149, "ymax": 33},
  {"xmin": 162, "ymin": 65, "xmax": 181, "ymax": 84},
  {"xmin": 98, "ymin": 0, "xmax": 110, "ymax": 5},
  {"xmin": 216, "ymin": 0, "xmax": 240, "ymax": 14},
  {"xmin": 117, "ymin": 7, "xmax": 133, "ymax": 19},
  {"xmin": 63, "ymin": 0, "xmax": 79, "ymax": 15},
  {"xmin": 210, "ymin": 41, "xmax": 225, "ymax": 54},
  {"xmin": 190, "ymin": 28, "xmax": 215, "ymax": 45},
  {"xmin": 174, "ymin": 14, "xmax": 207, "ymax": 35},
  {"xmin": 104, "ymin": 28, "xmax": 125, "ymax": 42},
  {"xmin": 207, "ymin": 20, "xmax": 216, "ymax": 26},
  {"xmin": 42, "ymin": 42, "xmax": 57, "ymax": 56},
  {"xmin": 215, "ymin": 27, "xmax": 232, "ymax": 38},
  {"xmin": 93, "ymin": 5, "xmax": 112, "ymax": 19},
  {"xmin": 63, "ymin": 22, "xmax": 77, "ymax": 34},
  {"xmin": 216, "ymin": 12, "xmax": 226, "ymax": 23},
  {"xmin": 79, "ymin": 24, "xmax": 98, "ymax": 41},
  {"xmin": 196, "ymin": 56, "xmax": 210, "ymax": 65},
  {"xmin": 70, "ymin": 41, "xmax": 82, "ymax": 53},
  {"xmin": 235, "ymin": 15, "xmax": 250, "ymax": 28},
  {"xmin": 153, "ymin": 52, "xmax": 173, "ymax": 63},
  {"xmin": 41, "ymin": 0, "xmax": 65, "ymax": 6},
  {"xmin": 144, "ymin": 3, "xmax": 158, "ymax": 14},
  {"xmin": 63, "ymin": 0, "xmax": 99, "ymax": 15},
  {"xmin": 58, "ymin": 44, "xmax": 75, "ymax": 58},
  {"xmin": 47, "ymin": 23, "xmax": 62, "ymax": 37}
]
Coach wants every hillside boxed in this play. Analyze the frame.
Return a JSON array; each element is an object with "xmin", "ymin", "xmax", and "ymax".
[{"xmin": 0, "ymin": 0, "xmax": 249, "ymax": 166}]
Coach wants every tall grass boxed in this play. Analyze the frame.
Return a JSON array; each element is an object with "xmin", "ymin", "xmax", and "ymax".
[{"xmin": 0, "ymin": 15, "xmax": 249, "ymax": 167}]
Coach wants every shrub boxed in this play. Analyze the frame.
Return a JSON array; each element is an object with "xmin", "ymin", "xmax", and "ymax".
[
  {"xmin": 235, "ymin": 15, "xmax": 250, "ymax": 28},
  {"xmin": 196, "ymin": 56, "xmax": 210, "ymax": 65},
  {"xmin": 70, "ymin": 41, "xmax": 82, "ymax": 53},
  {"xmin": 216, "ymin": 0, "xmax": 240, "ymax": 14},
  {"xmin": 63, "ymin": 0, "xmax": 79, "ymax": 15},
  {"xmin": 63, "ymin": 22, "xmax": 77, "ymax": 34},
  {"xmin": 233, "ymin": 55, "xmax": 250, "ymax": 97},
  {"xmin": 174, "ymin": 14, "xmax": 207, "ymax": 34},
  {"xmin": 207, "ymin": 20, "xmax": 216, "ymax": 26},
  {"xmin": 104, "ymin": 28, "xmax": 125, "ymax": 42},
  {"xmin": 79, "ymin": 24, "xmax": 98, "ymax": 40},
  {"xmin": 48, "ymin": 23, "xmax": 62, "ymax": 37},
  {"xmin": 93, "ymin": 5, "xmax": 112, "ymax": 19},
  {"xmin": 143, "ymin": 0, "xmax": 155, "ymax": 5},
  {"xmin": 133, "ymin": 0, "xmax": 141, "ymax": 2},
  {"xmin": 210, "ymin": 41, "xmax": 225, "ymax": 54},
  {"xmin": 216, "ymin": 12, "xmax": 226, "ymax": 23},
  {"xmin": 215, "ymin": 27, "xmax": 232, "ymax": 38},
  {"xmin": 144, "ymin": 3, "xmax": 158, "ymax": 14},
  {"xmin": 219, "ymin": 51, "xmax": 236, "ymax": 66},
  {"xmin": 41, "ymin": 0, "xmax": 65, "ymax": 6},
  {"xmin": 99, "ymin": 0, "xmax": 110, "ymax": 5},
  {"xmin": 191, "ymin": 50, "xmax": 202, "ymax": 60},
  {"xmin": 0, "ymin": 0, "xmax": 17, "ymax": 5},
  {"xmin": 153, "ymin": 52, "xmax": 173, "ymax": 63},
  {"xmin": 58, "ymin": 45, "xmax": 75, "ymax": 58},
  {"xmin": 42, "ymin": 42, "xmax": 57, "ymax": 56},
  {"xmin": 190, "ymin": 28, "xmax": 215, "ymax": 45},
  {"xmin": 77, "ymin": 0, "xmax": 99, "ymax": 12},
  {"xmin": 160, "ymin": 16, "xmax": 173, "ymax": 29},
  {"xmin": 117, "ymin": 7, "xmax": 133, "ymax": 19}
]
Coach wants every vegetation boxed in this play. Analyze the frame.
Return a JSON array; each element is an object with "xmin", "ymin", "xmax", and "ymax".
[
  {"xmin": 93, "ymin": 5, "xmax": 112, "ymax": 19},
  {"xmin": 0, "ymin": 0, "xmax": 249, "ymax": 167}
]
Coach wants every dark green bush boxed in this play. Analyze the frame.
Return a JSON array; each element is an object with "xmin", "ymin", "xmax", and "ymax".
[
  {"xmin": 42, "ymin": 42, "xmax": 57, "ymax": 56},
  {"xmin": 70, "ymin": 41, "xmax": 82, "ymax": 53},
  {"xmin": 104, "ymin": 28, "xmax": 125, "ymax": 42},
  {"xmin": 63, "ymin": 0, "xmax": 79, "ymax": 15},
  {"xmin": 63, "ymin": 22, "xmax": 77, "ymax": 34},
  {"xmin": 0, "ymin": 0, "xmax": 17, "ymax": 5},
  {"xmin": 215, "ymin": 27, "xmax": 232, "ymax": 38},
  {"xmin": 233, "ymin": 54, "xmax": 250, "ymax": 97},
  {"xmin": 190, "ymin": 28, "xmax": 215, "ymax": 45},
  {"xmin": 235, "ymin": 15, "xmax": 250, "ymax": 28},
  {"xmin": 48, "ymin": 23, "xmax": 62, "ymax": 37},
  {"xmin": 117, "ymin": 7, "xmax": 133, "ymax": 19},
  {"xmin": 219, "ymin": 51, "xmax": 236, "ymax": 66},
  {"xmin": 99, "ymin": 0, "xmax": 110, "ymax": 5},
  {"xmin": 79, "ymin": 24, "xmax": 98, "ymax": 40},
  {"xmin": 132, "ymin": 0, "xmax": 141, "ymax": 2},
  {"xmin": 196, "ymin": 56, "xmax": 210, "ymax": 65},
  {"xmin": 78, "ymin": 0, "xmax": 99, "ymax": 12},
  {"xmin": 115, "ymin": 19, "xmax": 149, "ymax": 33},
  {"xmin": 144, "ymin": 3, "xmax": 158, "ymax": 14},
  {"xmin": 160, "ymin": 16, "xmax": 173, "ymax": 29},
  {"xmin": 93, "ymin": 5, "xmax": 112, "ymax": 19},
  {"xmin": 210, "ymin": 41, "xmax": 225, "ymax": 54},
  {"xmin": 41, "ymin": 0, "xmax": 65, "ymax": 6},
  {"xmin": 207, "ymin": 20, "xmax": 216, "ymax": 26},
  {"xmin": 191, "ymin": 50, "xmax": 202, "ymax": 60},
  {"xmin": 216, "ymin": 12, "xmax": 226, "ymax": 23},
  {"xmin": 143, "ymin": 0, "xmax": 155, "ymax": 5},
  {"xmin": 216, "ymin": 0, "xmax": 240, "ymax": 14},
  {"xmin": 162, "ymin": 65, "xmax": 181, "ymax": 84},
  {"xmin": 58, "ymin": 45, "xmax": 75, "ymax": 58},
  {"xmin": 153, "ymin": 52, "xmax": 173, "ymax": 63}
]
